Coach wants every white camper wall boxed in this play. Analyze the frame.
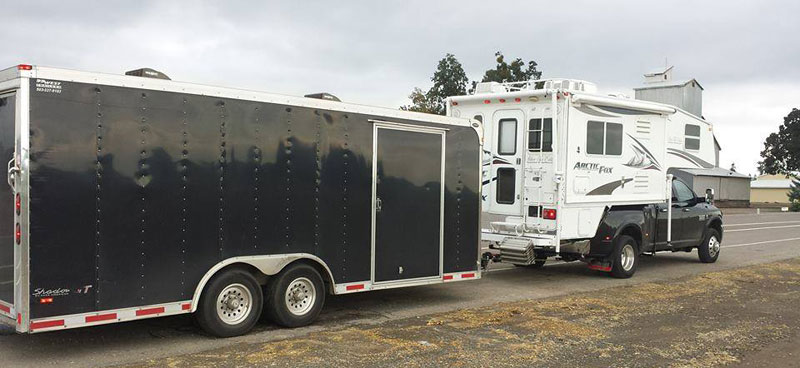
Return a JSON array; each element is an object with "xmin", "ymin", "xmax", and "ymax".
[{"xmin": 664, "ymin": 112, "xmax": 717, "ymax": 170}]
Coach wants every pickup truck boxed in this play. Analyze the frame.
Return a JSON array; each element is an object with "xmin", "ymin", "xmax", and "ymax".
[{"xmin": 585, "ymin": 178, "xmax": 723, "ymax": 278}]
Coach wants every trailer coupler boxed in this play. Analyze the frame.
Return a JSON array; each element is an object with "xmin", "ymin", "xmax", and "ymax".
[
  {"xmin": 587, "ymin": 259, "xmax": 612, "ymax": 272},
  {"xmin": 480, "ymin": 252, "xmax": 502, "ymax": 270}
]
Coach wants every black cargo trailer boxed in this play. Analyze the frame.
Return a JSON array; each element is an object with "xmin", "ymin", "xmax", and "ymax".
[{"xmin": 0, "ymin": 65, "xmax": 482, "ymax": 336}]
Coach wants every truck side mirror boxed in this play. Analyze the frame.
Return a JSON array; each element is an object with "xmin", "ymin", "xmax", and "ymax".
[{"xmin": 705, "ymin": 188, "xmax": 715, "ymax": 203}]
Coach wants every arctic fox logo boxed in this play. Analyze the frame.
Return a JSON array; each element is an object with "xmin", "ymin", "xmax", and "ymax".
[{"xmin": 573, "ymin": 162, "xmax": 613, "ymax": 174}]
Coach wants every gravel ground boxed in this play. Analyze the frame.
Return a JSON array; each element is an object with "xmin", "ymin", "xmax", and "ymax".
[{"xmin": 123, "ymin": 258, "xmax": 800, "ymax": 368}]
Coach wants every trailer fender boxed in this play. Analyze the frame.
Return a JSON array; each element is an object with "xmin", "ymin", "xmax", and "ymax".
[{"xmin": 190, "ymin": 254, "xmax": 335, "ymax": 313}]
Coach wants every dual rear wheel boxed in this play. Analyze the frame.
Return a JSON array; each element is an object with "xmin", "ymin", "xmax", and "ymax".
[{"xmin": 196, "ymin": 263, "xmax": 326, "ymax": 337}]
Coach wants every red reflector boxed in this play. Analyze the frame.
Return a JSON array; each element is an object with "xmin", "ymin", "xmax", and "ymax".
[
  {"xmin": 39, "ymin": 297, "xmax": 53, "ymax": 304},
  {"xmin": 542, "ymin": 209, "xmax": 557, "ymax": 220},
  {"xmin": 443, "ymin": 275, "xmax": 454, "ymax": 280},
  {"xmin": 30, "ymin": 319, "xmax": 64, "ymax": 330},
  {"xmin": 498, "ymin": 98, "xmax": 506, "ymax": 103},
  {"xmin": 15, "ymin": 193, "xmax": 20, "ymax": 215},
  {"xmin": 514, "ymin": 97, "xmax": 521, "ymax": 102},
  {"xmin": 461, "ymin": 273, "xmax": 475, "ymax": 279},
  {"xmin": 182, "ymin": 303, "xmax": 192, "ymax": 311},
  {"xmin": 136, "ymin": 307, "xmax": 165, "ymax": 316},
  {"xmin": 86, "ymin": 313, "xmax": 117, "ymax": 323},
  {"xmin": 346, "ymin": 284, "xmax": 364, "ymax": 291},
  {"xmin": 0, "ymin": 304, "xmax": 9, "ymax": 313},
  {"xmin": 451, "ymin": 101, "xmax": 458, "ymax": 106},
  {"xmin": 17, "ymin": 64, "xmax": 32, "ymax": 71},
  {"xmin": 17, "ymin": 313, "xmax": 21, "ymax": 325},
  {"xmin": 15, "ymin": 223, "xmax": 20, "ymax": 244},
  {"xmin": 588, "ymin": 265, "xmax": 612, "ymax": 272},
  {"xmin": 483, "ymin": 100, "xmax": 491, "ymax": 104}
]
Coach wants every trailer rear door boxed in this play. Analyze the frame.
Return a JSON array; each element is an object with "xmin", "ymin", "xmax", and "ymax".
[{"xmin": 0, "ymin": 92, "xmax": 15, "ymax": 311}]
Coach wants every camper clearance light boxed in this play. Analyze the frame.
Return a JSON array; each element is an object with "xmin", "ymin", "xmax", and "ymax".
[
  {"xmin": 542, "ymin": 209, "xmax": 557, "ymax": 220},
  {"xmin": 15, "ymin": 223, "xmax": 21, "ymax": 244},
  {"xmin": 17, "ymin": 64, "xmax": 32, "ymax": 71},
  {"xmin": 15, "ymin": 193, "xmax": 20, "ymax": 215}
]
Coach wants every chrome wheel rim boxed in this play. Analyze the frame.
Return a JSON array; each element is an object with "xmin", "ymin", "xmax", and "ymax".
[
  {"xmin": 285, "ymin": 277, "xmax": 316, "ymax": 316},
  {"xmin": 217, "ymin": 283, "xmax": 252, "ymax": 325},
  {"xmin": 620, "ymin": 243, "xmax": 635, "ymax": 271},
  {"xmin": 708, "ymin": 235, "xmax": 720, "ymax": 257}
]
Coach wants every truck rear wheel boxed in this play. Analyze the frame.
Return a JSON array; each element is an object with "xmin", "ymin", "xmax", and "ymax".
[
  {"xmin": 698, "ymin": 228, "xmax": 721, "ymax": 263},
  {"xmin": 264, "ymin": 263, "xmax": 326, "ymax": 328},
  {"xmin": 196, "ymin": 268, "xmax": 264, "ymax": 337},
  {"xmin": 610, "ymin": 235, "xmax": 638, "ymax": 279}
]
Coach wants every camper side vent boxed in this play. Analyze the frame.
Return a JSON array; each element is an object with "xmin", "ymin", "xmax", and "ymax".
[
  {"xmin": 633, "ymin": 174, "xmax": 649, "ymax": 193},
  {"xmin": 635, "ymin": 120, "xmax": 651, "ymax": 137}
]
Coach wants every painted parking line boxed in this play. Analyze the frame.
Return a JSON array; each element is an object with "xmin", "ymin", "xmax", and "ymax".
[
  {"xmin": 725, "ymin": 225, "xmax": 800, "ymax": 233},
  {"xmin": 722, "ymin": 237, "xmax": 800, "ymax": 249},
  {"xmin": 724, "ymin": 220, "xmax": 800, "ymax": 227}
]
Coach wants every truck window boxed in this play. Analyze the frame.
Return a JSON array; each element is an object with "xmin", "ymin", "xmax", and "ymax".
[
  {"xmin": 673, "ymin": 180, "xmax": 695, "ymax": 202},
  {"xmin": 498, "ymin": 118, "xmax": 517, "ymax": 155},
  {"xmin": 529, "ymin": 118, "xmax": 553, "ymax": 152},
  {"xmin": 496, "ymin": 168, "xmax": 515, "ymax": 204},
  {"xmin": 685, "ymin": 124, "xmax": 700, "ymax": 150},
  {"xmin": 587, "ymin": 121, "xmax": 622, "ymax": 156}
]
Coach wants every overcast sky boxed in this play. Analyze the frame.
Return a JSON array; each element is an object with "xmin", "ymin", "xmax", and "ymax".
[{"xmin": 3, "ymin": 1, "xmax": 799, "ymax": 175}]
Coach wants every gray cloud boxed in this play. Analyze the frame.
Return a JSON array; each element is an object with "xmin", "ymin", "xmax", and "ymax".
[{"xmin": 3, "ymin": 0, "xmax": 799, "ymax": 174}]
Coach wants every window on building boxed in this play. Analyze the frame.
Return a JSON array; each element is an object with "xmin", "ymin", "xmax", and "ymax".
[
  {"xmin": 685, "ymin": 124, "xmax": 700, "ymax": 150},
  {"xmin": 587, "ymin": 121, "xmax": 623, "ymax": 156},
  {"xmin": 528, "ymin": 118, "xmax": 553, "ymax": 152},
  {"xmin": 498, "ymin": 118, "xmax": 517, "ymax": 155}
]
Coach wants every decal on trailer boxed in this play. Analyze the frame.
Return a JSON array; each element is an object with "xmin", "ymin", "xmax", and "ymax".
[{"xmin": 34, "ymin": 79, "xmax": 62, "ymax": 94}]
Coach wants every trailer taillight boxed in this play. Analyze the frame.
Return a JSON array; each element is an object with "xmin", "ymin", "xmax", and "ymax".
[
  {"xmin": 15, "ymin": 223, "xmax": 20, "ymax": 244},
  {"xmin": 39, "ymin": 297, "xmax": 53, "ymax": 304},
  {"xmin": 15, "ymin": 193, "xmax": 20, "ymax": 215},
  {"xmin": 17, "ymin": 64, "xmax": 32, "ymax": 71},
  {"xmin": 542, "ymin": 209, "xmax": 557, "ymax": 220}
]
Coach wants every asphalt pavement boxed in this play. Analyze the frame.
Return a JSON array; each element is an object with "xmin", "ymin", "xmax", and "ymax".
[{"xmin": 1, "ymin": 211, "xmax": 798, "ymax": 367}]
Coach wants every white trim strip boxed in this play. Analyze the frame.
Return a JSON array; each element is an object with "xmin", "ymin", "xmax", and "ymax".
[
  {"xmin": 28, "ymin": 300, "xmax": 191, "ymax": 333},
  {"xmin": 334, "ymin": 271, "xmax": 480, "ymax": 294}
]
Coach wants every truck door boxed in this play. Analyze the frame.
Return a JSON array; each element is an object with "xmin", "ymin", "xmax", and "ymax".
[
  {"xmin": 489, "ymin": 110, "xmax": 524, "ymax": 216},
  {"xmin": 373, "ymin": 125, "xmax": 444, "ymax": 283},
  {"xmin": 672, "ymin": 179, "xmax": 705, "ymax": 246},
  {"xmin": 0, "ymin": 92, "xmax": 15, "ymax": 312}
]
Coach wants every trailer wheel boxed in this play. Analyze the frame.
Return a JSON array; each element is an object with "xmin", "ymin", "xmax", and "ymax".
[
  {"xmin": 196, "ymin": 268, "xmax": 263, "ymax": 337},
  {"xmin": 264, "ymin": 263, "xmax": 325, "ymax": 328},
  {"xmin": 610, "ymin": 235, "xmax": 638, "ymax": 279},
  {"xmin": 698, "ymin": 228, "xmax": 721, "ymax": 263}
]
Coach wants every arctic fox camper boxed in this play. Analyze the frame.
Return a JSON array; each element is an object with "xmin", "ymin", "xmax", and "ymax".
[
  {"xmin": 447, "ymin": 79, "xmax": 723, "ymax": 278},
  {"xmin": 0, "ymin": 64, "xmax": 482, "ymax": 337}
]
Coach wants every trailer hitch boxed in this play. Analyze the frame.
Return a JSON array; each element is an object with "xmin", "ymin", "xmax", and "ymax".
[{"xmin": 480, "ymin": 252, "xmax": 501, "ymax": 270}]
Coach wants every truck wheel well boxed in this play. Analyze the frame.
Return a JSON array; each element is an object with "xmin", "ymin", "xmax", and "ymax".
[
  {"xmin": 709, "ymin": 218, "xmax": 723, "ymax": 240},
  {"xmin": 290, "ymin": 258, "xmax": 335, "ymax": 294},
  {"xmin": 618, "ymin": 226, "xmax": 642, "ymax": 250}
]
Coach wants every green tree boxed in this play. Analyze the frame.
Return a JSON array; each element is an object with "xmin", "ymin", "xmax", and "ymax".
[
  {"xmin": 759, "ymin": 108, "xmax": 800, "ymax": 174},
  {"xmin": 789, "ymin": 177, "xmax": 800, "ymax": 212},
  {"xmin": 480, "ymin": 51, "xmax": 542, "ymax": 84},
  {"xmin": 401, "ymin": 53, "xmax": 468, "ymax": 115}
]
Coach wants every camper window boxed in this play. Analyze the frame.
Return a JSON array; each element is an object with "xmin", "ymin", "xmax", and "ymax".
[
  {"xmin": 528, "ymin": 118, "xmax": 553, "ymax": 152},
  {"xmin": 496, "ymin": 168, "xmax": 516, "ymax": 204},
  {"xmin": 498, "ymin": 118, "xmax": 517, "ymax": 155},
  {"xmin": 587, "ymin": 121, "xmax": 622, "ymax": 156},
  {"xmin": 685, "ymin": 124, "xmax": 700, "ymax": 150},
  {"xmin": 473, "ymin": 115, "xmax": 483, "ymax": 123}
]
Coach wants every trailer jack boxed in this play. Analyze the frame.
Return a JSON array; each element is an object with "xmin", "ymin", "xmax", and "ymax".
[{"xmin": 480, "ymin": 252, "xmax": 502, "ymax": 270}]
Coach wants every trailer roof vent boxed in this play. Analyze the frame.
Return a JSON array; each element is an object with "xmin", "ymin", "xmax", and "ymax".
[
  {"xmin": 304, "ymin": 92, "xmax": 341, "ymax": 102},
  {"xmin": 125, "ymin": 68, "xmax": 171, "ymax": 80}
]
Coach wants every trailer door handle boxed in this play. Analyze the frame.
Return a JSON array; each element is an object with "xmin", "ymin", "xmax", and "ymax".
[
  {"xmin": 7, "ymin": 158, "xmax": 17, "ymax": 190},
  {"xmin": 659, "ymin": 208, "xmax": 667, "ymax": 213},
  {"xmin": 375, "ymin": 197, "xmax": 382, "ymax": 213},
  {"xmin": 682, "ymin": 208, "xmax": 690, "ymax": 212}
]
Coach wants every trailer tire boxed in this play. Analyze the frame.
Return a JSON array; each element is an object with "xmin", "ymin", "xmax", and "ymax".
[
  {"xmin": 698, "ymin": 228, "xmax": 721, "ymax": 263},
  {"xmin": 610, "ymin": 235, "xmax": 638, "ymax": 279},
  {"xmin": 196, "ymin": 268, "xmax": 264, "ymax": 338},
  {"xmin": 264, "ymin": 263, "xmax": 326, "ymax": 328}
]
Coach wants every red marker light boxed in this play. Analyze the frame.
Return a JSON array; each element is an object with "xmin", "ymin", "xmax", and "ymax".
[
  {"xmin": 483, "ymin": 100, "xmax": 491, "ymax": 104},
  {"xmin": 498, "ymin": 98, "xmax": 506, "ymax": 103},
  {"xmin": 17, "ymin": 64, "xmax": 32, "ymax": 71},
  {"xmin": 514, "ymin": 97, "xmax": 521, "ymax": 102},
  {"xmin": 542, "ymin": 209, "xmax": 557, "ymax": 220},
  {"xmin": 15, "ymin": 223, "xmax": 20, "ymax": 244},
  {"xmin": 451, "ymin": 101, "xmax": 458, "ymax": 106},
  {"xmin": 15, "ymin": 193, "xmax": 20, "ymax": 215},
  {"xmin": 40, "ymin": 297, "xmax": 53, "ymax": 304}
]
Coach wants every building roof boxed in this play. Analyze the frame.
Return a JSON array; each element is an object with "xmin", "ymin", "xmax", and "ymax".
[
  {"xmin": 675, "ymin": 167, "xmax": 750, "ymax": 179},
  {"xmin": 644, "ymin": 65, "xmax": 674, "ymax": 76},
  {"xmin": 751, "ymin": 179, "xmax": 794, "ymax": 189},
  {"xmin": 633, "ymin": 78, "xmax": 704, "ymax": 91}
]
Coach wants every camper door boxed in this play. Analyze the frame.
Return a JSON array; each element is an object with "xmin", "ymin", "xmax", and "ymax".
[{"xmin": 489, "ymin": 110, "xmax": 524, "ymax": 216}]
